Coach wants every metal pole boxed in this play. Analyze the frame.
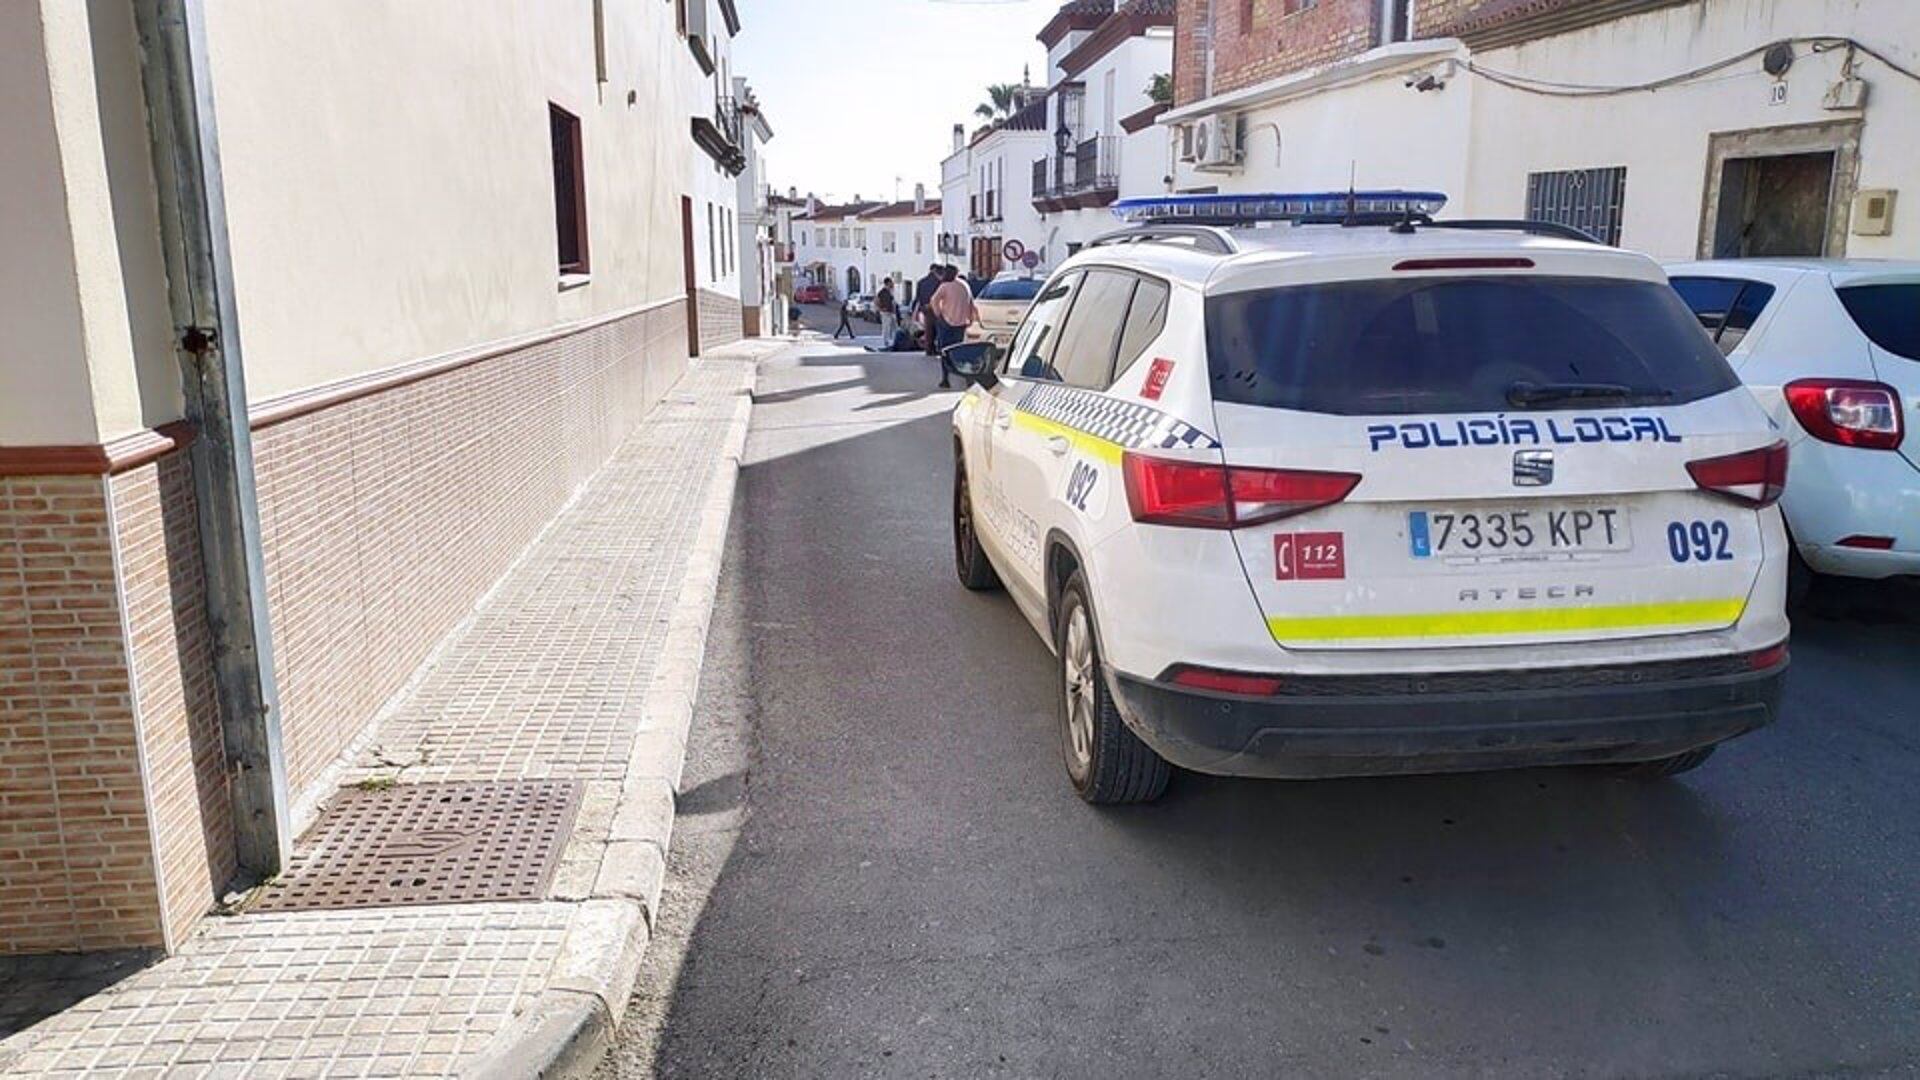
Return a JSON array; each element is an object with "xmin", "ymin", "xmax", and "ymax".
[{"xmin": 133, "ymin": 0, "xmax": 291, "ymax": 877}]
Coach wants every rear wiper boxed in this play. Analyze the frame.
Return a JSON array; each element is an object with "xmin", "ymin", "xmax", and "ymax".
[{"xmin": 1506, "ymin": 381, "xmax": 1674, "ymax": 408}]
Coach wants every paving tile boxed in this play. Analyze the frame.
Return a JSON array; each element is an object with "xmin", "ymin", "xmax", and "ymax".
[{"xmin": 0, "ymin": 352, "xmax": 765, "ymax": 1078}]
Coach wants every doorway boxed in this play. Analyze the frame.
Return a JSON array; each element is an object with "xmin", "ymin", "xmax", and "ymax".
[
  {"xmin": 1698, "ymin": 120, "xmax": 1860, "ymax": 259},
  {"xmin": 1711, "ymin": 152, "xmax": 1836, "ymax": 258},
  {"xmin": 846, "ymin": 266, "xmax": 862, "ymax": 297}
]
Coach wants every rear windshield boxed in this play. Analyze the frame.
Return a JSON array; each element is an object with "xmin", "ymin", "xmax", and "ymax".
[
  {"xmin": 978, "ymin": 277, "xmax": 1043, "ymax": 301},
  {"xmin": 1837, "ymin": 284, "xmax": 1920, "ymax": 361},
  {"xmin": 1205, "ymin": 275, "xmax": 1740, "ymax": 416}
]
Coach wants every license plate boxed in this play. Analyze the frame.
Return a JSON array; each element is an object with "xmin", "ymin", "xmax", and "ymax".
[{"xmin": 1409, "ymin": 506, "xmax": 1631, "ymax": 560}]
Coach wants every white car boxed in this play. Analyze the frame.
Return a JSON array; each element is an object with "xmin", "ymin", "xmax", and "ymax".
[
  {"xmin": 946, "ymin": 192, "xmax": 1791, "ymax": 804},
  {"xmin": 1666, "ymin": 260, "xmax": 1918, "ymax": 599},
  {"xmin": 966, "ymin": 272, "xmax": 1044, "ymax": 346}
]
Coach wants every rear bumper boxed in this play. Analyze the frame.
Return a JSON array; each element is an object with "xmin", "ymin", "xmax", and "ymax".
[{"xmin": 1110, "ymin": 653, "xmax": 1786, "ymax": 779}]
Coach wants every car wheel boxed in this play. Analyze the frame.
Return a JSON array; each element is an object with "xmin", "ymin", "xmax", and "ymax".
[
  {"xmin": 1607, "ymin": 745, "xmax": 1716, "ymax": 779},
  {"xmin": 1056, "ymin": 573, "xmax": 1170, "ymax": 804},
  {"xmin": 953, "ymin": 460, "xmax": 1001, "ymax": 591}
]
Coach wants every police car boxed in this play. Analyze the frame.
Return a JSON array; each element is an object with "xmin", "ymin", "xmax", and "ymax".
[{"xmin": 945, "ymin": 192, "xmax": 1791, "ymax": 804}]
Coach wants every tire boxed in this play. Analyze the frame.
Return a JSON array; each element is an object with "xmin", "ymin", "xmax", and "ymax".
[
  {"xmin": 1608, "ymin": 745, "xmax": 1716, "ymax": 779},
  {"xmin": 1056, "ymin": 573, "xmax": 1170, "ymax": 804},
  {"xmin": 953, "ymin": 459, "xmax": 1001, "ymax": 591}
]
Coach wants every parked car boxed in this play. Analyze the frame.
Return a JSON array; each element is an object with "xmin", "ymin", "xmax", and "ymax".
[
  {"xmin": 794, "ymin": 283, "xmax": 828, "ymax": 304},
  {"xmin": 946, "ymin": 192, "xmax": 1789, "ymax": 803},
  {"xmin": 965, "ymin": 272, "xmax": 1044, "ymax": 345},
  {"xmin": 1667, "ymin": 260, "xmax": 1919, "ymax": 601},
  {"xmin": 848, "ymin": 293, "xmax": 877, "ymax": 321}
]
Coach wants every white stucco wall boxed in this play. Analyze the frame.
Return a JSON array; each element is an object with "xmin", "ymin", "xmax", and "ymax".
[
  {"xmin": 1162, "ymin": 0, "xmax": 1916, "ymax": 261},
  {"xmin": 0, "ymin": 1, "xmax": 174, "ymax": 445},
  {"xmin": 1167, "ymin": 55, "xmax": 1474, "ymax": 201},
  {"xmin": 197, "ymin": 0, "xmax": 717, "ymax": 404},
  {"xmin": 1462, "ymin": 0, "xmax": 1920, "ymax": 259}
]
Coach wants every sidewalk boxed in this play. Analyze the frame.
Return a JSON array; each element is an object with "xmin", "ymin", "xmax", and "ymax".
[{"xmin": 0, "ymin": 337, "xmax": 787, "ymax": 1079}]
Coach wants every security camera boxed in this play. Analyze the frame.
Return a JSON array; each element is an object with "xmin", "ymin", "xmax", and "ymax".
[{"xmin": 1405, "ymin": 71, "xmax": 1445, "ymax": 92}]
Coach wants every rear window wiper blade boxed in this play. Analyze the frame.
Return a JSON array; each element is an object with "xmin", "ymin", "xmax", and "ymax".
[{"xmin": 1506, "ymin": 381, "xmax": 1675, "ymax": 407}]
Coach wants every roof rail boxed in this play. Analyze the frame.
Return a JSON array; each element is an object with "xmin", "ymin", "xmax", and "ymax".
[
  {"xmin": 1428, "ymin": 219, "xmax": 1603, "ymax": 244},
  {"xmin": 1088, "ymin": 224, "xmax": 1238, "ymax": 255}
]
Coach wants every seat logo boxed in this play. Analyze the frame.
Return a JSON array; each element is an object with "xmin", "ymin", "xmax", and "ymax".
[{"xmin": 1513, "ymin": 450, "xmax": 1554, "ymax": 487}]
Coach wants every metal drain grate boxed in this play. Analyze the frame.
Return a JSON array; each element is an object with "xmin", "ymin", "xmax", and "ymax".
[{"xmin": 253, "ymin": 780, "xmax": 583, "ymax": 912}]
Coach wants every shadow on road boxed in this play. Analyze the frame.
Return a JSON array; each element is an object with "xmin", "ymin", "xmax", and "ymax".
[{"xmin": 621, "ymin": 339, "xmax": 1920, "ymax": 1078}]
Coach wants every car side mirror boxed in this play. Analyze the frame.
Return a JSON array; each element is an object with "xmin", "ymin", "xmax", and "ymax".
[{"xmin": 944, "ymin": 342, "xmax": 1001, "ymax": 389}]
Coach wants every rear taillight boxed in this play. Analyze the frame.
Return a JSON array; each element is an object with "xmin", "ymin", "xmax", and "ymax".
[
  {"xmin": 1686, "ymin": 441, "xmax": 1788, "ymax": 508},
  {"xmin": 1122, "ymin": 453, "xmax": 1360, "ymax": 529},
  {"xmin": 1783, "ymin": 379, "xmax": 1904, "ymax": 450},
  {"xmin": 1746, "ymin": 642, "xmax": 1789, "ymax": 671},
  {"xmin": 1166, "ymin": 665, "xmax": 1285, "ymax": 696}
]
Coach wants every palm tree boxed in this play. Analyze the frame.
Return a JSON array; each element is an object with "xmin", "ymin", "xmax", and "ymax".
[{"xmin": 974, "ymin": 83, "xmax": 1022, "ymax": 122}]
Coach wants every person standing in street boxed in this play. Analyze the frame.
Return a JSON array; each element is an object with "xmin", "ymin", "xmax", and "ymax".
[
  {"xmin": 834, "ymin": 294, "xmax": 855, "ymax": 340},
  {"xmin": 931, "ymin": 265, "xmax": 978, "ymax": 388},
  {"xmin": 875, "ymin": 278, "xmax": 898, "ymax": 349},
  {"xmin": 915, "ymin": 262, "xmax": 943, "ymax": 357}
]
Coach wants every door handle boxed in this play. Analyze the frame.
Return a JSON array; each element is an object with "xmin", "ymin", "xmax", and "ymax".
[
  {"xmin": 995, "ymin": 412, "xmax": 1013, "ymax": 430},
  {"xmin": 1047, "ymin": 436, "xmax": 1070, "ymax": 456}
]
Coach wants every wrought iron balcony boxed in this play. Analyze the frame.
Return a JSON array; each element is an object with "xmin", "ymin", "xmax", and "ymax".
[{"xmin": 1031, "ymin": 136, "xmax": 1120, "ymax": 211}]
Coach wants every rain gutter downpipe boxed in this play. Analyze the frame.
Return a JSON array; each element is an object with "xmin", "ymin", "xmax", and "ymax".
[{"xmin": 133, "ymin": 0, "xmax": 291, "ymax": 879}]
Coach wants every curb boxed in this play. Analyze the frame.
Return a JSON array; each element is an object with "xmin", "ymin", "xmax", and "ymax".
[{"xmin": 468, "ymin": 352, "xmax": 761, "ymax": 1079}]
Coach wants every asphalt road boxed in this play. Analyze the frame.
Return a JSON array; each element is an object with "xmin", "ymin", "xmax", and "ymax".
[{"xmin": 600, "ymin": 336, "xmax": 1920, "ymax": 1079}]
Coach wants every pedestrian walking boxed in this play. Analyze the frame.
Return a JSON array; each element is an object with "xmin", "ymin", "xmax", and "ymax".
[
  {"xmin": 834, "ymin": 295, "xmax": 855, "ymax": 340},
  {"xmin": 931, "ymin": 265, "xmax": 979, "ymax": 388},
  {"xmin": 915, "ymin": 262, "xmax": 943, "ymax": 357},
  {"xmin": 876, "ymin": 278, "xmax": 898, "ymax": 348}
]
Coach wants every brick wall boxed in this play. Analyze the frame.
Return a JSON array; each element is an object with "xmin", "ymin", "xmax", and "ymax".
[
  {"xmin": 1414, "ymin": 0, "xmax": 1476, "ymax": 35},
  {"xmin": 696, "ymin": 289, "xmax": 743, "ymax": 354},
  {"xmin": 1, "ymin": 476, "xmax": 166, "ymax": 953},
  {"xmin": 110, "ymin": 455, "xmax": 229, "ymax": 950},
  {"xmin": 253, "ymin": 300, "xmax": 691, "ymax": 801},
  {"xmin": 1, "ymin": 298, "xmax": 691, "ymax": 955},
  {"xmin": 1174, "ymin": 0, "xmax": 1382, "ymax": 104}
]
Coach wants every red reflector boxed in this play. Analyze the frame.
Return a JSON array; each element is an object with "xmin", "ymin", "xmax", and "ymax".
[
  {"xmin": 1168, "ymin": 666, "xmax": 1285, "ymax": 696},
  {"xmin": 1783, "ymin": 379, "xmax": 1904, "ymax": 450},
  {"xmin": 1837, "ymin": 534, "xmax": 1896, "ymax": 550},
  {"xmin": 1686, "ymin": 441, "xmax": 1788, "ymax": 508},
  {"xmin": 1392, "ymin": 257, "xmax": 1536, "ymax": 271},
  {"xmin": 1747, "ymin": 642, "xmax": 1789, "ymax": 671},
  {"xmin": 1122, "ymin": 453, "xmax": 1360, "ymax": 529}
]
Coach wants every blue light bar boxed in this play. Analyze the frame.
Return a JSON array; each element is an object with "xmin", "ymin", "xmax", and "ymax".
[{"xmin": 1112, "ymin": 190, "xmax": 1448, "ymax": 223}]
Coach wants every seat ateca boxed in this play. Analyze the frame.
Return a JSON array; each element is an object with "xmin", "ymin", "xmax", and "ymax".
[{"xmin": 944, "ymin": 192, "xmax": 1790, "ymax": 804}]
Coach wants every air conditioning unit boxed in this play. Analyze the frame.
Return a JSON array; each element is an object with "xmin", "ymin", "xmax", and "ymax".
[{"xmin": 1193, "ymin": 113, "xmax": 1243, "ymax": 172}]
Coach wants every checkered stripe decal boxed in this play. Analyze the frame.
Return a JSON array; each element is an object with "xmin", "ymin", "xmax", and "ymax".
[{"xmin": 1015, "ymin": 382, "xmax": 1220, "ymax": 450}]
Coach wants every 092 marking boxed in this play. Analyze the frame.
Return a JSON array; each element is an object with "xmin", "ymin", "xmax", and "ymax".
[
  {"xmin": 1667, "ymin": 520, "xmax": 1732, "ymax": 563},
  {"xmin": 1065, "ymin": 460, "xmax": 1098, "ymax": 512}
]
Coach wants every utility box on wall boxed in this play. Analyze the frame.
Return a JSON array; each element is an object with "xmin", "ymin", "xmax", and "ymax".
[{"xmin": 1853, "ymin": 188, "xmax": 1897, "ymax": 236}]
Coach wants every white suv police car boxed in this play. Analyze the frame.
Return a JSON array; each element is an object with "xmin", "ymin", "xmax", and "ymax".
[{"xmin": 946, "ymin": 192, "xmax": 1791, "ymax": 804}]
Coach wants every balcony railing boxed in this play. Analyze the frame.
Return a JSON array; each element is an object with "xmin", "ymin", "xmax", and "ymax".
[{"xmin": 1031, "ymin": 136, "xmax": 1120, "ymax": 209}]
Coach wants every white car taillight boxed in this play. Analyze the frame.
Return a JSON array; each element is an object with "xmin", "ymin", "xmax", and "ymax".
[{"xmin": 1783, "ymin": 379, "xmax": 1904, "ymax": 450}]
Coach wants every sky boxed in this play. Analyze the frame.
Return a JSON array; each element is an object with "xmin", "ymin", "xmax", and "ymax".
[{"xmin": 734, "ymin": 0, "xmax": 1058, "ymax": 205}]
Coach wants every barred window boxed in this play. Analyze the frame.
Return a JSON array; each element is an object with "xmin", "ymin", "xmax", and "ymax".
[{"xmin": 1526, "ymin": 166, "xmax": 1627, "ymax": 246}]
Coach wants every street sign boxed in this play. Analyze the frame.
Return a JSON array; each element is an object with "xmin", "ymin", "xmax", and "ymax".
[
  {"xmin": 1021, "ymin": 251, "xmax": 1040, "ymax": 269},
  {"xmin": 1003, "ymin": 239, "xmax": 1026, "ymax": 262}
]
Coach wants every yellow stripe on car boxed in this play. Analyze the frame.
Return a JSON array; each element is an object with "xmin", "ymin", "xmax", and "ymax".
[
  {"xmin": 1268, "ymin": 598, "xmax": 1748, "ymax": 643},
  {"xmin": 1011, "ymin": 411, "xmax": 1125, "ymax": 464}
]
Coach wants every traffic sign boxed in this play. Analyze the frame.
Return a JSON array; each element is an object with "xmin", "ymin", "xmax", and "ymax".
[{"xmin": 1003, "ymin": 239, "xmax": 1026, "ymax": 262}]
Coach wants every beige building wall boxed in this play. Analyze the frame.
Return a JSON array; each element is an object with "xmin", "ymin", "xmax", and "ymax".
[
  {"xmin": 1, "ymin": 0, "xmax": 740, "ymax": 954},
  {"xmin": 201, "ymin": 0, "xmax": 698, "ymax": 404}
]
